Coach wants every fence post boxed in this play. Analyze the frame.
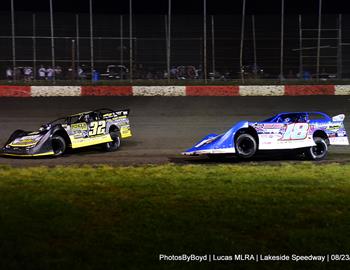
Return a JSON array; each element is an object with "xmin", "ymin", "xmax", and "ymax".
[
  {"xmin": 49, "ymin": 0, "xmax": 56, "ymax": 82},
  {"xmin": 316, "ymin": 0, "xmax": 322, "ymax": 81},
  {"xmin": 11, "ymin": 0, "xmax": 16, "ymax": 81},
  {"xmin": 240, "ymin": 0, "xmax": 246, "ymax": 83},
  {"xmin": 32, "ymin": 13, "xmax": 37, "ymax": 80},
  {"xmin": 252, "ymin": 15, "xmax": 257, "ymax": 79},
  {"xmin": 76, "ymin": 14, "xmax": 80, "ymax": 79},
  {"xmin": 203, "ymin": 0, "xmax": 207, "ymax": 83},
  {"xmin": 120, "ymin": 15, "xmax": 124, "ymax": 79},
  {"xmin": 337, "ymin": 14, "xmax": 342, "ymax": 79},
  {"xmin": 298, "ymin": 14, "xmax": 303, "ymax": 79},
  {"xmin": 129, "ymin": 0, "xmax": 133, "ymax": 82},
  {"xmin": 167, "ymin": 0, "xmax": 171, "ymax": 83},
  {"xmin": 71, "ymin": 40, "xmax": 76, "ymax": 80},
  {"xmin": 211, "ymin": 15, "xmax": 215, "ymax": 80},
  {"xmin": 89, "ymin": 0, "xmax": 94, "ymax": 82},
  {"xmin": 280, "ymin": 0, "xmax": 285, "ymax": 82}
]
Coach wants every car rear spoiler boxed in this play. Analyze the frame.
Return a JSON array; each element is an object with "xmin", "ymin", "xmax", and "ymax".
[
  {"xmin": 332, "ymin": 114, "xmax": 345, "ymax": 122},
  {"xmin": 102, "ymin": 109, "xmax": 130, "ymax": 119}
]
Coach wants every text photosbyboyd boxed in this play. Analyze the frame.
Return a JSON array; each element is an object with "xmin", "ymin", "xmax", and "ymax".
[{"xmin": 159, "ymin": 254, "xmax": 350, "ymax": 263}]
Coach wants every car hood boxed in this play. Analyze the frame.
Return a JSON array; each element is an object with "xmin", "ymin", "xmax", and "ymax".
[
  {"xmin": 8, "ymin": 133, "xmax": 45, "ymax": 148},
  {"xmin": 183, "ymin": 121, "xmax": 249, "ymax": 154}
]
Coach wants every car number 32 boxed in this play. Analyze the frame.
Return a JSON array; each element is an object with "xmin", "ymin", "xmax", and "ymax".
[
  {"xmin": 281, "ymin": 123, "xmax": 309, "ymax": 140},
  {"xmin": 89, "ymin": 121, "xmax": 106, "ymax": 136}
]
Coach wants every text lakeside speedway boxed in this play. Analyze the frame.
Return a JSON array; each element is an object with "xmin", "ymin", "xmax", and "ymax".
[{"xmin": 159, "ymin": 254, "xmax": 328, "ymax": 262}]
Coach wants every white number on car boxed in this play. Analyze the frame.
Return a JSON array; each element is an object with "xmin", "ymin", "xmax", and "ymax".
[
  {"xmin": 89, "ymin": 121, "xmax": 106, "ymax": 136},
  {"xmin": 282, "ymin": 123, "xmax": 309, "ymax": 140}
]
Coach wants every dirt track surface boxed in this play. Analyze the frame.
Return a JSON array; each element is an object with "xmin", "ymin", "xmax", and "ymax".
[{"xmin": 0, "ymin": 96, "xmax": 350, "ymax": 166}]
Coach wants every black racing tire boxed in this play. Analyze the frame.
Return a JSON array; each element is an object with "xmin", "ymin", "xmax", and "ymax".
[
  {"xmin": 235, "ymin": 133, "xmax": 257, "ymax": 159},
  {"xmin": 51, "ymin": 135, "xmax": 66, "ymax": 157},
  {"xmin": 104, "ymin": 131, "xmax": 121, "ymax": 152},
  {"xmin": 305, "ymin": 137, "xmax": 328, "ymax": 161}
]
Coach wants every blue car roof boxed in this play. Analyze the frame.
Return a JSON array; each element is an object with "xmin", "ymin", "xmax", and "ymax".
[{"xmin": 265, "ymin": 112, "xmax": 331, "ymax": 122}]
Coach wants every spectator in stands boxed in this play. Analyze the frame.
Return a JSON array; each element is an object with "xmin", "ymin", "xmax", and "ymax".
[
  {"xmin": 46, "ymin": 67, "xmax": 54, "ymax": 80},
  {"xmin": 163, "ymin": 70, "xmax": 167, "ymax": 79},
  {"xmin": 24, "ymin": 67, "xmax": 33, "ymax": 81},
  {"xmin": 303, "ymin": 70, "xmax": 311, "ymax": 80},
  {"xmin": 320, "ymin": 68, "xmax": 329, "ymax": 81},
  {"xmin": 78, "ymin": 66, "xmax": 85, "ymax": 80},
  {"xmin": 186, "ymin": 66, "xmax": 196, "ymax": 79},
  {"xmin": 55, "ymin": 66, "xmax": 62, "ymax": 80},
  {"xmin": 146, "ymin": 71, "xmax": 153, "ymax": 80},
  {"xmin": 6, "ymin": 67, "xmax": 13, "ymax": 81},
  {"xmin": 38, "ymin": 65, "xmax": 46, "ymax": 80},
  {"xmin": 170, "ymin": 66, "xmax": 177, "ymax": 79},
  {"xmin": 15, "ymin": 67, "xmax": 22, "ymax": 80},
  {"xmin": 286, "ymin": 70, "xmax": 295, "ymax": 80},
  {"xmin": 277, "ymin": 73, "xmax": 285, "ymax": 81}
]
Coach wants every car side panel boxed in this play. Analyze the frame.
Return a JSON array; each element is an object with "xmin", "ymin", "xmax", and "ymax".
[
  {"xmin": 309, "ymin": 120, "xmax": 349, "ymax": 146},
  {"xmin": 62, "ymin": 110, "xmax": 131, "ymax": 149},
  {"xmin": 106, "ymin": 115, "xmax": 132, "ymax": 138},
  {"xmin": 251, "ymin": 122, "xmax": 315, "ymax": 150}
]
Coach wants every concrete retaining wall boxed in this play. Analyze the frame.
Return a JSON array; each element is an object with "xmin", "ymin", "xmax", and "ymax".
[{"xmin": 0, "ymin": 85, "xmax": 348, "ymax": 97}]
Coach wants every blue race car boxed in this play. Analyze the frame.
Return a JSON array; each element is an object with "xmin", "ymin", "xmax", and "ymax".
[{"xmin": 182, "ymin": 112, "xmax": 349, "ymax": 160}]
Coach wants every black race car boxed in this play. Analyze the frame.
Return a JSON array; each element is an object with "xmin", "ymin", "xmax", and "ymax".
[{"xmin": 1, "ymin": 108, "xmax": 132, "ymax": 157}]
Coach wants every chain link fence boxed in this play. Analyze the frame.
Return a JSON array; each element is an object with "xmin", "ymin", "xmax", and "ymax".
[{"xmin": 1, "ymin": 11, "xmax": 350, "ymax": 83}]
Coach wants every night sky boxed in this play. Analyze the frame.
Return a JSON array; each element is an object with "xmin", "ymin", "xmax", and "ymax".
[{"xmin": 0, "ymin": 0, "xmax": 349, "ymax": 15}]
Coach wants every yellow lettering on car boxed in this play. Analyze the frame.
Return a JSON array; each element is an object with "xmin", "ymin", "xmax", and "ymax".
[{"xmin": 120, "ymin": 125, "xmax": 132, "ymax": 138}]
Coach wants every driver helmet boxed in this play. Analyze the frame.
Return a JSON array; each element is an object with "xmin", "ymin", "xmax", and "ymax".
[
  {"xmin": 284, "ymin": 117, "xmax": 291, "ymax": 123},
  {"xmin": 79, "ymin": 114, "xmax": 90, "ymax": 122},
  {"xmin": 298, "ymin": 115, "xmax": 307, "ymax": 122}
]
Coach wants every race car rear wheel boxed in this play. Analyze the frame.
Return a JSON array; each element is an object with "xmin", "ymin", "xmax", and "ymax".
[
  {"xmin": 52, "ymin": 136, "xmax": 66, "ymax": 157},
  {"xmin": 104, "ymin": 131, "xmax": 121, "ymax": 152},
  {"xmin": 235, "ymin": 133, "xmax": 257, "ymax": 159},
  {"xmin": 305, "ymin": 137, "xmax": 328, "ymax": 161}
]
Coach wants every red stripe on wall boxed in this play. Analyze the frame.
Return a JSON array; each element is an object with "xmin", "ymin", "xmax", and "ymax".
[
  {"xmin": 81, "ymin": 86, "xmax": 133, "ymax": 96},
  {"xmin": 284, "ymin": 85, "xmax": 335, "ymax": 96},
  {"xmin": 0, "ymin": 85, "xmax": 31, "ymax": 97},
  {"xmin": 186, "ymin": 86, "xmax": 240, "ymax": 96}
]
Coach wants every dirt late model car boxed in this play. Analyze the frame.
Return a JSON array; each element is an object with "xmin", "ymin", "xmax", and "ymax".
[
  {"xmin": 182, "ymin": 112, "xmax": 349, "ymax": 161},
  {"xmin": 1, "ymin": 108, "xmax": 131, "ymax": 157}
]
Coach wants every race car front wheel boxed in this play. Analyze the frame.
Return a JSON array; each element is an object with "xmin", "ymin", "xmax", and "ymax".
[
  {"xmin": 104, "ymin": 131, "xmax": 121, "ymax": 152},
  {"xmin": 235, "ymin": 133, "xmax": 257, "ymax": 159},
  {"xmin": 305, "ymin": 137, "xmax": 328, "ymax": 161},
  {"xmin": 52, "ymin": 136, "xmax": 66, "ymax": 157}
]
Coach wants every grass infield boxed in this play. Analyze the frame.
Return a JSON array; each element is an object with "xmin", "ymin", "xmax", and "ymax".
[{"xmin": 0, "ymin": 163, "xmax": 350, "ymax": 270}]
